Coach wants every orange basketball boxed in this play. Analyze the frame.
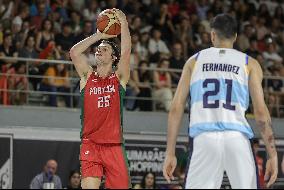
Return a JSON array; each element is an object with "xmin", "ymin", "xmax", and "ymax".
[{"xmin": 96, "ymin": 9, "xmax": 121, "ymax": 36}]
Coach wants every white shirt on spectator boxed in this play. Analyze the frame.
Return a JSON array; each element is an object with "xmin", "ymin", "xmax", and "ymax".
[
  {"xmin": 134, "ymin": 42, "xmax": 148, "ymax": 61},
  {"xmin": 263, "ymin": 51, "xmax": 283, "ymax": 63},
  {"xmin": 83, "ymin": 8, "xmax": 100, "ymax": 21},
  {"xmin": 148, "ymin": 39, "xmax": 170, "ymax": 55}
]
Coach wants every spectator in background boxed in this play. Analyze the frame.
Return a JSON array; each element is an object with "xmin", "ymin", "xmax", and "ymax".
[
  {"xmin": 7, "ymin": 62, "xmax": 28, "ymax": 105},
  {"xmin": 153, "ymin": 59, "xmax": 173, "ymax": 111},
  {"xmin": 130, "ymin": 16, "xmax": 142, "ymax": 33},
  {"xmin": 19, "ymin": 35, "xmax": 40, "ymax": 90},
  {"xmin": 0, "ymin": 32, "xmax": 18, "ymax": 72},
  {"xmin": 175, "ymin": 17, "xmax": 194, "ymax": 58},
  {"xmin": 156, "ymin": 3, "xmax": 175, "ymax": 43},
  {"xmin": 40, "ymin": 63, "xmax": 71, "ymax": 107},
  {"xmin": 237, "ymin": 24, "xmax": 255, "ymax": 52},
  {"xmin": 255, "ymin": 16, "xmax": 269, "ymax": 41},
  {"xmin": 12, "ymin": 3, "xmax": 30, "ymax": 38},
  {"xmin": 263, "ymin": 42, "xmax": 283, "ymax": 69},
  {"xmin": 30, "ymin": 159, "xmax": 62, "ymax": 189},
  {"xmin": 82, "ymin": 0, "xmax": 100, "ymax": 23},
  {"xmin": 245, "ymin": 37, "xmax": 259, "ymax": 59},
  {"xmin": 70, "ymin": 10, "xmax": 82, "ymax": 36},
  {"xmin": 137, "ymin": 32, "xmax": 150, "ymax": 61},
  {"xmin": 133, "ymin": 61, "xmax": 153, "ymax": 111},
  {"xmin": 55, "ymin": 22, "xmax": 75, "ymax": 54},
  {"xmin": 47, "ymin": 8, "xmax": 62, "ymax": 34},
  {"xmin": 169, "ymin": 42, "xmax": 185, "ymax": 86},
  {"xmin": 30, "ymin": 0, "xmax": 51, "ymax": 31},
  {"xmin": 134, "ymin": 172, "xmax": 157, "ymax": 189},
  {"xmin": 148, "ymin": 28, "xmax": 170, "ymax": 64},
  {"xmin": 197, "ymin": 32, "xmax": 211, "ymax": 50},
  {"xmin": 74, "ymin": 20, "xmax": 93, "ymax": 44},
  {"xmin": 65, "ymin": 170, "xmax": 81, "ymax": 189},
  {"xmin": 36, "ymin": 19, "xmax": 55, "ymax": 52}
]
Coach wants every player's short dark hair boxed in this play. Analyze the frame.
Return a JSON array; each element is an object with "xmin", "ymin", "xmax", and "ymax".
[
  {"xmin": 210, "ymin": 14, "xmax": 238, "ymax": 40},
  {"xmin": 101, "ymin": 40, "xmax": 121, "ymax": 67}
]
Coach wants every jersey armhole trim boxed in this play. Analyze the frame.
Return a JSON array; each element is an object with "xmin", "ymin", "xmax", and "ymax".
[{"xmin": 245, "ymin": 55, "xmax": 249, "ymax": 76}]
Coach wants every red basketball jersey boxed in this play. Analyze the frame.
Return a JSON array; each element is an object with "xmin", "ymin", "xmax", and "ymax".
[{"xmin": 80, "ymin": 72, "xmax": 125, "ymax": 144}]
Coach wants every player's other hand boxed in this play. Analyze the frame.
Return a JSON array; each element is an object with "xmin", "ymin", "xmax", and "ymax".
[
  {"xmin": 265, "ymin": 154, "xmax": 278, "ymax": 188},
  {"xmin": 163, "ymin": 154, "xmax": 177, "ymax": 183},
  {"xmin": 96, "ymin": 29, "xmax": 117, "ymax": 39}
]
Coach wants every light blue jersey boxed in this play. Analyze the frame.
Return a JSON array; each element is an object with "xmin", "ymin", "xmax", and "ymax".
[{"xmin": 189, "ymin": 47, "xmax": 254, "ymax": 139}]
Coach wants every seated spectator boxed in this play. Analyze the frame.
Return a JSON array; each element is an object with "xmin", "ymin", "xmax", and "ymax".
[
  {"xmin": 125, "ymin": 75, "xmax": 140, "ymax": 111},
  {"xmin": 30, "ymin": 159, "xmax": 62, "ymax": 189},
  {"xmin": 137, "ymin": 32, "xmax": 150, "ymax": 61},
  {"xmin": 19, "ymin": 35, "xmax": 40, "ymax": 90},
  {"xmin": 74, "ymin": 20, "xmax": 93, "ymax": 44},
  {"xmin": 82, "ymin": 0, "xmax": 100, "ymax": 22},
  {"xmin": 133, "ymin": 61, "xmax": 153, "ymax": 111},
  {"xmin": 70, "ymin": 11, "xmax": 82, "ymax": 36},
  {"xmin": 245, "ymin": 37, "xmax": 259, "ymax": 59},
  {"xmin": 7, "ymin": 62, "xmax": 28, "ymax": 105},
  {"xmin": 134, "ymin": 172, "xmax": 157, "ymax": 189},
  {"xmin": 55, "ymin": 22, "xmax": 75, "ymax": 54},
  {"xmin": 263, "ymin": 42, "xmax": 283, "ymax": 69},
  {"xmin": 40, "ymin": 63, "xmax": 71, "ymax": 107},
  {"xmin": 0, "ymin": 32, "xmax": 18, "ymax": 72},
  {"xmin": 153, "ymin": 59, "xmax": 173, "ymax": 111},
  {"xmin": 65, "ymin": 170, "xmax": 81, "ymax": 189},
  {"xmin": 36, "ymin": 19, "xmax": 55, "ymax": 53},
  {"xmin": 169, "ymin": 42, "xmax": 185, "ymax": 85},
  {"xmin": 237, "ymin": 24, "xmax": 254, "ymax": 52},
  {"xmin": 148, "ymin": 28, "xmax": 170, "ymax": 64}
]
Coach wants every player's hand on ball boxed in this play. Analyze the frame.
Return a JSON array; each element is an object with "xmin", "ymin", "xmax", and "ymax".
[
  {"xmin": 113, "ymin": 8, "xmax": 127, "ymax": 23},
  {"xmin": 265, "ymin": 155, "xmax": 278, "ymax": 188},
  {"xmin": 96, "ymin": 29, "xmax": 117, "ymax": 39},
  {"xmin": 163, "ymin": 155, "xmax": 177, "ymax": 183}
]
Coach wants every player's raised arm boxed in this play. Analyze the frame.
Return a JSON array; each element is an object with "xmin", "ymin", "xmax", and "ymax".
[
  {"xmin": 163, "ymin": 57, "xmax": 195, "ymax": 183},
  {"xmin": 69, "ymin": 31, "xmax": 116, "ymax": 80},
  {"xmin": 114, "ymin": 9, "xmax": 131, "ymax": 87},
  {"xmin": 248, "ymin": 57, "xmax": 278, "ymax": 188}
]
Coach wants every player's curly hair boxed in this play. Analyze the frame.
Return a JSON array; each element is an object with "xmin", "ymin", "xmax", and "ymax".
[{"xmin": 101, "ymin": 40, "xmax": 121, "ymax": 68}]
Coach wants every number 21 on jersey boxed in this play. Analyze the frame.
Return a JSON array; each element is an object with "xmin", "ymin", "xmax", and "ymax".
[{"xmin": 203, "ymin": 78, "xmax": 236, "ymax": 111}]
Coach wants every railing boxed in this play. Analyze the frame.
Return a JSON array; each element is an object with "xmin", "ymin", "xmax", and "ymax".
[{"xmin": 0, "ymin": 56, "xmax": 283, "ymax": 117}]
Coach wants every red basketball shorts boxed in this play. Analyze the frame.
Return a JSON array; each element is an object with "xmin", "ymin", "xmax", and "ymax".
[{"xmin": 80, "ymin": 139, "xmax": 131, "ymax": 189}]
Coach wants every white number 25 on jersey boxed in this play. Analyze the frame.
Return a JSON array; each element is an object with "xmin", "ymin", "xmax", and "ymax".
[{"xmin": 98, "ymin": 95, "xmax": 111, "ymax": 108}]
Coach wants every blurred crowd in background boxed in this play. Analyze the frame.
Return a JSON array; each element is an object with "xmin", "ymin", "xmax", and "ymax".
[{"xmin": 0, "ymin": 0, "xmax": 284, "ymax": 117}]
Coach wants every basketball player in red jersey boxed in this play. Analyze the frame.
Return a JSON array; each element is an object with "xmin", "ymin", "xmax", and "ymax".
[{"xmin": 70, "ymin": 9, "xmax": 131, "ymax": 189}]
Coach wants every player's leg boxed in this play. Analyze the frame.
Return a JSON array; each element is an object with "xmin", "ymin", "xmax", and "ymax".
[
  {"xmin": 81, "ymin": 177, "xmax": 101, "ymax": 189},
  {"xmin": 185, "ymin": 132, "xmax": 224, "ymax": 189},
  {"xmin": 80, "ymin": 142, "xmax": 104, "ymax": 189},
  {"xmin": 102, "ymin": 144, "xmax": 131, "ymax": 189},
  {"xmin": 224, "ymin": 131, "xmax": 258, "ymax": 189}
]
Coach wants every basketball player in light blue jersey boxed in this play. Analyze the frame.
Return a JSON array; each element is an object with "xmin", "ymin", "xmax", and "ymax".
[{"xmin": 163, "ymin": 14, "xmax": 278, "ymax": 189}]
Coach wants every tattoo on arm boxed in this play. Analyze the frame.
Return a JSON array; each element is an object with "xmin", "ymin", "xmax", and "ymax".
[{"xmin": 256, "ymin": 119, "xmax": 276, "ymax": 151}]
